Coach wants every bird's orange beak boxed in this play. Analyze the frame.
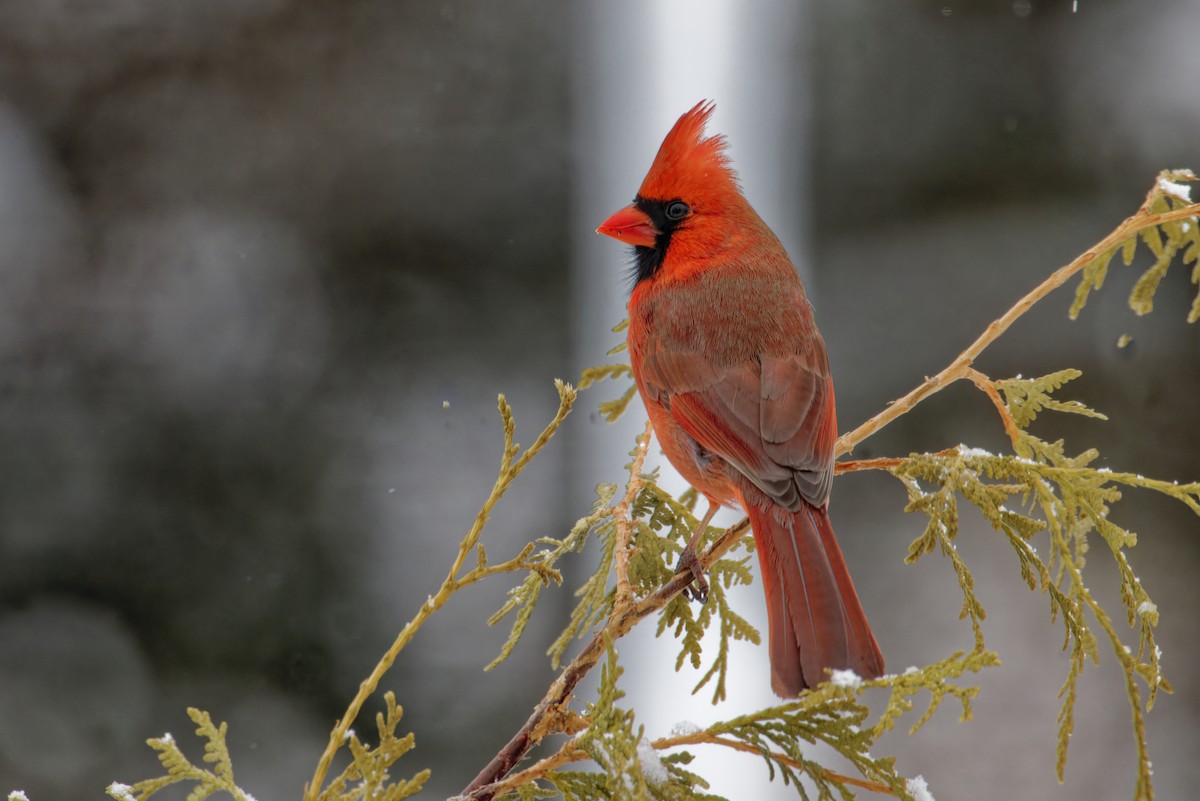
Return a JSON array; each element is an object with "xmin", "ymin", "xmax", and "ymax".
[{"xmin": 596, "ymin": 204, "xmax": 659, "ymax": 248}]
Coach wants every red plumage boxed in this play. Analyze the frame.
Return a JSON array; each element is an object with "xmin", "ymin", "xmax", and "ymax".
[{"xmin": 597, "ymin": 101, "xmax": 884, "ymax": 696}]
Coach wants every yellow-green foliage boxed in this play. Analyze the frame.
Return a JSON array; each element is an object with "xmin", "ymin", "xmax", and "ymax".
[
  {"xmin": 637, "ymin": 483, "xmax": 760, "ymax": 704},
  {"xmin": 103, "ymin": 171, "xmax": 1198, "ymax": 801},
  {"xmin": 892, "ymin": 366, "xmax": 1194, "ymax": 797},
  {"xmin": 104, "ymin": 709, "xmax": 256, "ymax": 801},
  {"xmin": 1070, "ymin": 169, "xmax": 1200, "ymax": 322},
  {"xmin": 316, "ymin": 693, "xmax": 430, "ymax": 801}
]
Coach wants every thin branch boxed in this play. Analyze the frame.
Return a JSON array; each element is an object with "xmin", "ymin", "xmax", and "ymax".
[
  {"xmin": 477, "ymin": 744, "xmax": 590, "ymax": 798},
  {"xmin": 964, "ymin": 367, "xmax": 1022, "ymax": 448},
  {"xmin": 835, "ymin": 450, "xmax": 957, "ymax": 474},
  {"xmin": 613, "ymin": 421, "xmax": 654, "ymax": 609},
  {"xmin": 835, "ymin": 200, "xmax": 1200, "ymax": 457}
]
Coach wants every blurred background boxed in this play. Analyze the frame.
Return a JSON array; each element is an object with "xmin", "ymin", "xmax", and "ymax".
[{"xmin": 1, "ymin": 0, "xmax": 1197, "ymax": 799}]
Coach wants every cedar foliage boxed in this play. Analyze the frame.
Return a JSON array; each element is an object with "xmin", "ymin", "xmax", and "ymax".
[{"xmin": 99, "ymin": 170, "xmax": 1199, "ymax": 801}]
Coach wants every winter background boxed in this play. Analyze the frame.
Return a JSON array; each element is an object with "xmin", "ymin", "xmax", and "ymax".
[{"xmin": 0, "ymin": 1, "xmax": 1197, "ymax": 799}]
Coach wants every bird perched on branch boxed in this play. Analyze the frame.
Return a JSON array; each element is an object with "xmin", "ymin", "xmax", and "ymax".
[{"xmin": 596, "ymin": 101, "xmax": 884, "ymax": 696}]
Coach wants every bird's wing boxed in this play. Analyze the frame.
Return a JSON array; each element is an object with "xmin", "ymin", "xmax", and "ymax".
[{"xmin": 638, "ymin": 344, "xmax": 837, "ymax": 510}]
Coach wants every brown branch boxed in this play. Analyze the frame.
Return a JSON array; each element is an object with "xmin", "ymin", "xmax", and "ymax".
[
  {"xmin": 834, "ymin": 449, "xmax": 956, "ymax": 474},
  {"xmin": 478, "ymin": 744, "xmax": 590, "ymax": 798}
]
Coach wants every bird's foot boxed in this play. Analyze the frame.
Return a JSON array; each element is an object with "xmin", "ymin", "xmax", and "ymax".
[{"xmin": 676, "ymin": 545, "xmax": 709, "ymax": 603}]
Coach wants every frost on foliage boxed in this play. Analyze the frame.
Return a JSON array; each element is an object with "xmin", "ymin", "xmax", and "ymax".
[
  {"xmin": 636, "ymin": 739, "xmax": 670, "ymax": 786},
  {"xmin": 906, "ymin": 775, "xmax": 936, "ymax": 801},
  {"xmin": 1157, "ymin": 176, "xmax": 1192, "ymax": 202},
  {"xmin": 669, "ymin": 720, "xmax": 703, "ymax": 738},
  {"xmin": 830, "ymin": 669, "xmax": 863, "ymax": 689}
]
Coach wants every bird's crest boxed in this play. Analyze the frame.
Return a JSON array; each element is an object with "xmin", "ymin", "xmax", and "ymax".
[{"xmin": 637, "ymin": 100, "xmax": 739, "ymax": 204}]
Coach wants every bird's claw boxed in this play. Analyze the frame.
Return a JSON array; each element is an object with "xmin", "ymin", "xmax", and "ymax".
[{"xmin": 676, "ymin": 546, "xmax": 710, "ymax": 603}]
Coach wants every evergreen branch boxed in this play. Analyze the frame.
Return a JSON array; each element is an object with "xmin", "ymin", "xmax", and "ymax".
[
  {"xmin": 629, "ymin": 480, "xmax": 759, "ymax": 703},
  {"xmin": 304, "ymin": 381, "xmax": 577, "ymax": 801},
  {"xmin": 106, "ymin": 710, "xmax": 256, "ymax": 801},
  {"xmin": 459, "ymin": 517, "xmax": 754, "ymax": 801},
  {"xmin": 881, "ymin": 416, "xmax": 1185, "ymax": 801},
  {"xmin": 320, "ymin": 693, "xmax": 430, "ymax": 801},
  {"xmin": 653, "ymin": 734, "xmax": 895, "ymax": 796},
  {"xmin": 487, "ymin": 650, "xmax": 995, "ymax": 801},
  {"xmin": 835, "ymin": 176, "xmax": 1200, "ymax": 457},
  {"xmin": 486, "ymin": 486, "xmax": 617, "ymax": 671}
]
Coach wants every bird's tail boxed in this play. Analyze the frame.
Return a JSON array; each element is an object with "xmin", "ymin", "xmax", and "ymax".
[{"xmin": 747, "ymin": 501, "xmax": 884, "ymax": 696}]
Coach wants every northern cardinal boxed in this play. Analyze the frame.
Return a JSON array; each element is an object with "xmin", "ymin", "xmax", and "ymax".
[{"xmin": 596, "ymin": 101, "xmax": 884, "ymax": 696}]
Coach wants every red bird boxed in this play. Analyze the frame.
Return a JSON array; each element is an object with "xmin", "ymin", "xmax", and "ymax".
[{"xmin": 596, "ymin": 101, "xmax": 884, "ymax": 696}]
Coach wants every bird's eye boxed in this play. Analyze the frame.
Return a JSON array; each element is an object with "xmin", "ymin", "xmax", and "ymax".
[{"xmin": 665, "ymin": 200, "xmax": 690, "ymax": 220}]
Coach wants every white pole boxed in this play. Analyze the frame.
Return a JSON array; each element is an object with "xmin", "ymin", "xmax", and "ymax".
[{"xmin": 571, "ymin": 2, "xmax": 809, "ymax": 795}]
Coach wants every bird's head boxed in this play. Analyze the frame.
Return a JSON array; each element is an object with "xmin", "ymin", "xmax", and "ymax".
[{"xmin": 596, "ymin": 101, "xmax": 751, "ymax": 286}]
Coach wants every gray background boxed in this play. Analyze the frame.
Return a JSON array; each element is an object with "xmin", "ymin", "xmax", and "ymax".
[{"xmin": 0, "ymin": 1, "xmax": 1197, "ymax": 799}]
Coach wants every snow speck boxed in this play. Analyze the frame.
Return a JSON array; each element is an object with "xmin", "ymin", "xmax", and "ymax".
[
  {"xmin": 107, "ymin": 784, "xmax": 137, "ymax": 801},
  {"xmin": 907, "ymin": 775, "xmax": 936, "ymax": 801},
  {"xmin": 344, "ymin": 728, "xmax": 356, "ymax": 742},
  {"xmin": 442, "ymin": 400, "xmax": 451, "ymax": 410},
  {"xmin": 957, "ymin": 444, "xmax": 994, "ymax": 459},
  {"xmin": 636, "ymin": 739, "xmax": 669, "ymax": 786},
  {"xmin": 669, "ymin": 720, "xmax": 702, "ymax": 738},
  {"xmin": 9, "ymin": 792, "xmax": 31, "ymax": 801},
  {"xmin": 1137, "ymin": 600, "xmax": 1157, "ymax": 617},
  {"xmin": 830, "ymin": 669, "xmax": 863, "ymax": 689},
  {"xmin": 1158, "ymin": 177, "xmax": 1192, "ymax": 202},
  {"xmin": 1183, "ymin": 222, "xmax": 1191, "ymax": 233},
  {"xmin": 1072, "ymin": 0, "xmax": 1078, "ymax": 11},
  {"xmin": 904, "ymin": 666, "xmax": 920, "ymax": 676}
]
